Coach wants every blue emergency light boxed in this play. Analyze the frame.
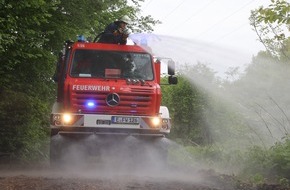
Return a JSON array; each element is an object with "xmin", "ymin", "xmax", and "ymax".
[
  {"xmin": 78, "ymin": 35, "xmax": 86, "ymax": 42},
  {"xmin": 86, "ymin": 101, "xmax": 96, "ymax": 108}
]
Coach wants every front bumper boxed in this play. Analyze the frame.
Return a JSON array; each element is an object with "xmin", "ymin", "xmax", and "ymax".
[
  {"xmin": 50, "ymin": 113, "xmax": 171, "ymax": 135},
  {"xmin": 50, "ymin": 126, "xmax": 167, "ymax": 137}
]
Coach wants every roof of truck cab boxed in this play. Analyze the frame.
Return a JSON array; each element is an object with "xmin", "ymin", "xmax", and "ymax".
[{"xmin": 72, "ymin": 42, "xmax": 149, "ymax": 53}]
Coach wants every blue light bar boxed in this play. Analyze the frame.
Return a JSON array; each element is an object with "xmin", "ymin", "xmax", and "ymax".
[{"xmin": 78, "ymin": 35, "xmax": 86, "ymax": 42}]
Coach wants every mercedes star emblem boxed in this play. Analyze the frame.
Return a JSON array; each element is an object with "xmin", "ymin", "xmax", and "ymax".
[{"xmin": 106, "ymin": 93, "xmax": 120, "ymax": 107}]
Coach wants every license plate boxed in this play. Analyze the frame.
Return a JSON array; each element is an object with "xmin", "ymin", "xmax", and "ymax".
[
  {"xmin": 96, "ymin": 120, "xmax": 111, "ymax": 125},
  {"xmin": 111, "ymin": 116, "xmax": 139, "ymax": 125}
]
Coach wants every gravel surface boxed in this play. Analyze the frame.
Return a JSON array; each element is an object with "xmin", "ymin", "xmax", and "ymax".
[{"xmin": 0, "ymin": 165, "xmax": 288, "ymax": 190}]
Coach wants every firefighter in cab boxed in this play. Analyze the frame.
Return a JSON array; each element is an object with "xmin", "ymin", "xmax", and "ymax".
[{"xmin": 98, "ymin": 16, "xmax": 131, "ymax": 45}]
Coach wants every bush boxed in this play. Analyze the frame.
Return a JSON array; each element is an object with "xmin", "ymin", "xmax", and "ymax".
[
  {"xmin": 241, "ymin": 137, "xmax": 290, "ymax": 182},
  {"xmin": 0, "ymin": 89, "xmax": 50, "ymax": 162}
]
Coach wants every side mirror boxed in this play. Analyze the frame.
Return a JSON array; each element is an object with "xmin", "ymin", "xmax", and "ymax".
[
  {"xmin": 168, "ymin": 75, "xmax": 178, "ymax": 85},
  {"xmin": 168, "ymin": 60, "xmax": 175, "ymax": 76}
]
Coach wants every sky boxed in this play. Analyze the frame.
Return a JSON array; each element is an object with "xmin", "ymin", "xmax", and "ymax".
[{"xmin": 135, "ymin": 0, "xmax": 273, "ymax": 75}]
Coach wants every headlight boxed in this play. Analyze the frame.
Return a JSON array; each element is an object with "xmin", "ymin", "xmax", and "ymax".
[
  {"xmin": 63, "ymin": 113, "xmax": 72, "ymax": 124},
  {"xmin": 151, "ymin": 117, "xmax": 161, "ymax": 127},
  {"xmin": 51, "ymin": 113, "xmax": 83, "ymax": 126}
]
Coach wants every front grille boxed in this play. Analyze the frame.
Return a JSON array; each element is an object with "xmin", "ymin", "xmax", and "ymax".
[{"xmin": 71, "ymin": 89, "xmax": 154, "ymax": 115}]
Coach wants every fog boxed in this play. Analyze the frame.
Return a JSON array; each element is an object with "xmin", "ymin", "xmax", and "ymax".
[
  {"xmin": 2, "ymin": 134, "xmax": 218, "ymax": 188},
  {"xmin": 134, "ymin": 34, "xmax": 290, "ymax": 149}
]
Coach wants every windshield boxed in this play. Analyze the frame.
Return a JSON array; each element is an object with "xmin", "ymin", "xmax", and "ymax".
[{"xmin": 70, "ymin": 49, "xmax": 153, "ymax": 80}]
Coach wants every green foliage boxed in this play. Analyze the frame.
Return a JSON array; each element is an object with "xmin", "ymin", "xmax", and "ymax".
[
  {"xmin": 171, "ymin": 138, "xmax": 290, "ymax": 184},
  {"xmin": 259, "ymin": 0, "xmax": 290, "ymax": 24},
  {"xmin": 185, "ymin": 145, "xmax": 224, "ymax": 166},
  {"xmin": 168, "ymin": 143, "xmax": 248, "ymax": 175},
  {"xmin": 249, "ymin": 173, "xmax": 265, "ymax": 185},
  {"xmin": 161, "ymin": 2, "xmax": 290, "ymax": 183},
  {"xmin": 241, "ymin": 138, "xmax": 290, "ymax": 182},
  {"xmin": 43, "ymin": 0, "xmax": 160, "ymax": 53},
  {"xmin": 162, "ymin": 75, "xmax": 210, "ymax": 144},
  {"xmin": 164, "ymin": 33, "xmax": 290, "ymax": 183},
  {"xmin": 226, "ymin": 48, "xmax": 290, "ymax": 147},
  {"xmin": 0, "ymin": 0, "xmax": 58, "ymax": 88},
  {"xmin": 161, "ymin": 63, "xmax": 223, "ymax": 144},
  {"xmin": 215, "ymin": 28, "xmax": 290, "ymax": 183},
  {"xmin": 242, "ymin": 146, "xmax": 273, "ymax": 177},
  {"xmin": 271, "ymin": 138, "xmax": 290, "ymax": 179},
  {"xmin": 250, "ymin": 0, "xmax": 290, "ymax": 58},
  {"xmin": 0, "ymin": 0, "xmax": 57, "ymax": 160},
  {"xmin": 162, "ymin": 62, "xmax": 258, "ymax": 148},
  {"xmin": 0, "ymin": 89, "xmax": 49, "ymax": 161}
]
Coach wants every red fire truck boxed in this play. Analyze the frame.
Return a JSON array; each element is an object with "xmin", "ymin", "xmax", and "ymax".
[{"xmin": 50, "ymin": 37, "xmax": 177, "ymax": 165}]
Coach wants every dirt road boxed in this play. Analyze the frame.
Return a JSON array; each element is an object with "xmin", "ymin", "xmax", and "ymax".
[
  {"xmin": 0, "ymin": 164, "xmax": 287, "ymax": 190},
  {"xmin": 0, "ymin": 137, "xmax": 288, "ymax": 190},
  {"xmin": 0, "ymin": 168, "xmax": 239, "ymax": 190}
]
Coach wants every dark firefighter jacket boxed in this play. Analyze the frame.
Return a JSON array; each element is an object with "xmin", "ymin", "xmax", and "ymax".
[{"xmin": 98, "ymin": 21, "xmax": 127, "ymax": 45}]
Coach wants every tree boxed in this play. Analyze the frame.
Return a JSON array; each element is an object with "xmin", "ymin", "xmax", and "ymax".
[
  {"xmin": 0, "ymin": 0, "xmax": 58, "ymax": 89},
  {"xmin": 162, "ymin": 63, "xmax": 220, "ymax": 144},
  {"xmin": 246, "ymin": 1, "xmax": 290, "ymax": 143},
  {"xmin": 250, "ymin": 0, "xmax": 290, "ymax": 59}
]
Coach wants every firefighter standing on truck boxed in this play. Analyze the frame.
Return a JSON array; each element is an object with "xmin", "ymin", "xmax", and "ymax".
[{"xmin": 98, "ymin": 16, "xmax": 131, "ymax": 45}]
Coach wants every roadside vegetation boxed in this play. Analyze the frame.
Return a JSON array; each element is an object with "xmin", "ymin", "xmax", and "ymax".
[
  {"xmin": 1, "ymin": 0, "xmax": 290, "ymax": 188},
  {"xmin": 162, "ymin": 0, "xmax": 290, "ymax": 186}
]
